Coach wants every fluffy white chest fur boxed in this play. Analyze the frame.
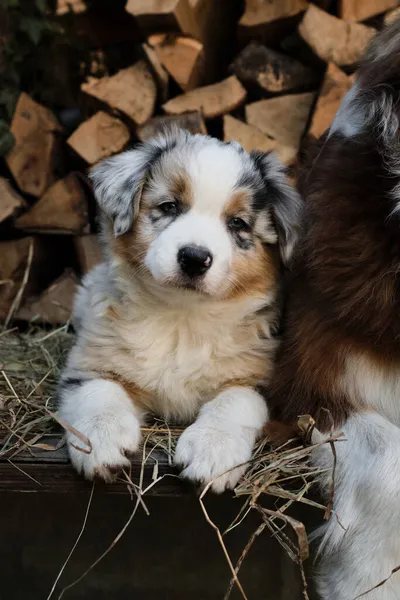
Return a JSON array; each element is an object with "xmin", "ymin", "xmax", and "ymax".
[{"xmin": 68, "ymin": 263, "xmax": 277, "ymax": 422}]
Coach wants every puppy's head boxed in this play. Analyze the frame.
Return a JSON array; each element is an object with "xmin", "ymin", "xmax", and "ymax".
[{"xmin": 91, "ymin": 129, "xmax": 302, "ymax": 299}]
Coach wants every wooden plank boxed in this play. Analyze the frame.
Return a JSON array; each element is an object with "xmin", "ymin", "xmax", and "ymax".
[
  {"xmin": 0, "ymin": 461, "xmax": 186, "ymax": 495},
  {"xmin": 0, "ymin": 434, "xmax": 186, "ymax": 495}
]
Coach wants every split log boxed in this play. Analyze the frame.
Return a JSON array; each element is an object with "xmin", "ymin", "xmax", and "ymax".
[
  {"xmin": 230, "ymin": 42, "xmax": 319, "ymax": 95},
  {"xmin": 67, "ymin": 111, "xmax": 130, "ymax": 165},
  {"xmin": 142, "ymin": 42, "xmax": 169, "ymax": 102},
  {"xmin": 81, "ymin": 61, "xmax": 157, "ymax": 126},
  {"xmin": 125, "ymin": 0, "xmax": 198, "ymax": 35},
  {"xmin": 162, "ymin": 75, "xmax": 246, "ymax": 119},
  {"xmin": 5, "ymin": 93, "xmax": 63, "ymax": 197},
  {"xmin": 190, "ymin": 0, "xmax": 240, "ymax": 83},
  {"xmin": 148, "ymin": 34, "xmax": 205, "ymax": 91},
  {"xmin": 74, "ymin": 235, "xmax": 103, "ymax": 274},
  {"xmin": 238, "ymin": 0, "xmax": 308, "ymax": 46},
  {"xmin": 246, "ymin": 92, "xmax": 315, "ymax": 164},
  {"xmin": 0, "ymin": 178, "xmax": 27, "ymax": 225},
  {"xmin": 0, "ymin": 237, "xmax": 50, "ymax": 321},
  {"xmin": 57, "ymin": 0, "xmax": 87, "ymax": 15},
  {"xmin": 15, "ymin": 173, "xmax": 89, "ymax": 235},
  {"xmin": 308, "ymin": 63, "xmax": 354, "ymax": 139},
  {"xmin": 128, "ymin": 0, "xmax": 238, "ymax": 83},
  {"xmin": 17, "ymin": 270, "xmax": 78, "ymax": 325},
  {"xmin": 136, "ymin": 112, "xmax": 207, "ymax": 141},
  {"xmin": 384, "ymin": 6, "xmax": 400, "ymax": 24},
  {"xmin": 223, "ymin": 115, "xmax": 277, "ymax": 154},
  {"xmin": 299, "ymin": 4, "xmax": 375, "ymax": 67},
  {"xmin": 339, "ymin": 0, "xmax": 398, "ymax": 22}
]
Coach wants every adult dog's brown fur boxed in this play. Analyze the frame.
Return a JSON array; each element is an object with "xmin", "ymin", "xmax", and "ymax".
[
  {"xmin": 266, "ymin": 22, "xmax": 400, "ymax": 433},
  {"xmin": 265, "ymin": 22, "xmax": 400, "ymax": 600}
]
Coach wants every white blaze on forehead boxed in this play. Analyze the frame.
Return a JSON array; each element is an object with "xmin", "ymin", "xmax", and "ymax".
[
  {"xmin": 187, "ymin": 144, "xmax": 248, "ymax": 215},
  {"xmin": 156, "ymin": 140, "xmax": 249, "ymax": 215}
]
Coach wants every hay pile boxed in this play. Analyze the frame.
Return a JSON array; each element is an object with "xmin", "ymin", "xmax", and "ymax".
[
  {"xmin": 0, "ymin": 325, "xmax": 74, "ymax": 458},
  {"xmin": 0, "ymin": 325, "xmax": 337, "ymax": 600}
]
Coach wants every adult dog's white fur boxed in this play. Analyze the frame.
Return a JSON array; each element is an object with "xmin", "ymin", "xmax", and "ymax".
[
  {"xmin": 59, "ymin": 130, "xmax": 301, "ymax": 490},
  {"xmin": 311, "ymin": 413, "xmax": 400, "ymax": 600}
]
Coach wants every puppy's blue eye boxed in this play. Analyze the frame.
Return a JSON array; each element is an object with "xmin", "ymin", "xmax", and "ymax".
[
  {"xmin": 229, "ymin": 217, "xmax": 250, "ymax": 232},
  {"xmin": 159, "ymin": 201, "xmax": 179, "ymax": 216}
]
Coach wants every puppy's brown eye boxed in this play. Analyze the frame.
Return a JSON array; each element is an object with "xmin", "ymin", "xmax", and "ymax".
[
  {"xmin": 159, "ymin": 201, "xmax": 180, "ymax": 216},
  {"xmin": 228, "ymin": 217, "xmax": 250, "ymax": 232}
]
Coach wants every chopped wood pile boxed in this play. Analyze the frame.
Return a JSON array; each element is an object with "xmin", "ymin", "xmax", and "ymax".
[{"xmin": 0, "ymin": 0, "xmax": 397, "ymax": 325}]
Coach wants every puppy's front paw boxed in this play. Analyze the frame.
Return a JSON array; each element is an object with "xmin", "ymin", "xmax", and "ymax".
[
  {"xmin": 174, "ymin": 422, "xmax": 253, "ymax": 494},
  {"xmin": 67, "ymin": 411, "xmax": 142, "ymax": 482}
]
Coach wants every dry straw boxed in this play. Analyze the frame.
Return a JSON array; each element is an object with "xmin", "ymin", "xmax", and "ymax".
[
  {"xmin": 0, "ymin": 326, "xmax": 340, "ymax": 600},
  {"xmin": 0, "ymin": 325, "xmax": 74, "ymax": 458}
]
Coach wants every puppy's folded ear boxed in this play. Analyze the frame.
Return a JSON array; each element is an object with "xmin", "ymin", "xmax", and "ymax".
[
  {"xmin": 90, "ymin": 131, "xmax": 184, "ymax": 236},
  {"xmin": 90, "ymin": 149, "xmax": 149, "ymax": 236},
  {"xmin": 251, "ymin": 151, "xmax": 303, "ymax": 265}
]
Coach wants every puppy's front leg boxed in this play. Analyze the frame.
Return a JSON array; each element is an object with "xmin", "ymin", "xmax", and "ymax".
[
  {"xmin": 59, "ymin": 378, "xmax": 145, "ymax": 481},
  {"xmin": 174, "ymin": 387, "xmax": 268, "ymax": 493}
]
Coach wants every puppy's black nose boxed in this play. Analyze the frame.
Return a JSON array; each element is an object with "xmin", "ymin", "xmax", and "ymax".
[{"xmin": 178, "ymin": 246, "xmax": 213, "ymax": 278}]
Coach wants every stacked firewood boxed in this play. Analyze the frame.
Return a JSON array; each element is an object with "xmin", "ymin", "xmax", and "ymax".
[{"xmin": 0, "ymin": 0, "xmax": 398, "ymax": 325}]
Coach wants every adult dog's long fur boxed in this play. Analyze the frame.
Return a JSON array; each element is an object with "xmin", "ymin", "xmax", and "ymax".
[
  {"xmin": 59, "ymin": 130, "xmax": 301, "ymax": 492},
  {"xmin": 266, "ymin": 20, "xmax": 400, "ymax": 600}
]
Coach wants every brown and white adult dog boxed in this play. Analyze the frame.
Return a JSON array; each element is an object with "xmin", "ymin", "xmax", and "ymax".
[
  {"xmin": 266, "ymin": 20, "xmax": 400, "ymax": 600},
  {"xmin": 58, "ymin": 130, "xmax": 301, "ymax": 492}
]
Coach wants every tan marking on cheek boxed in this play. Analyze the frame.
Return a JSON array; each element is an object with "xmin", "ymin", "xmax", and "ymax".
[
  {"xmin": 226, "ymin": 242, "xmax": 279, "ymax": 300},
  {"xmin": 110, "ymin": 206, "xmax": 152, "ymax": 269},
  {"xmin": 169, "ymin": 171, "xmax": 192, "ymax": 208},
  {"xmin": 112, "ymin": 174, "xmax": 192, "ymax": 268},
  {"xmin": 223, "ymin": 190, "xmax": 252, "ymax": 219},
  {"xmin": 107, "ymin": 173, "xmax": 192, "ymax": 270}
]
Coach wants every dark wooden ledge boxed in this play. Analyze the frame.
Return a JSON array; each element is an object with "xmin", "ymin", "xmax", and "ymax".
[{"xmin": 0, "ymin": 434, "xmax": 189, "ymax": 496}]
